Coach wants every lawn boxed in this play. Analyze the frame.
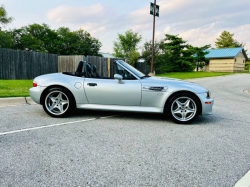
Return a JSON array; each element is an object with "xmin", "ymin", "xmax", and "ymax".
[
  {"xmin": 156, "ymin": 71, "xmax": 248, "ymax": 79},
  {"xmin": 0, "ymin": 80, "xmax": 33, "ymax": 98}
]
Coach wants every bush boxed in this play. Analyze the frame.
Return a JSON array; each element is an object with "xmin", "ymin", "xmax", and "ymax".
[{"xmin": 245, "ymin": 61, "xmax": 250, "ymax": 71}]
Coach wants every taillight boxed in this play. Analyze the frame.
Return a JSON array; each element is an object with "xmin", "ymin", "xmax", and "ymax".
[{"xmin": 33, "ymin": 82, "xmax": 37, "ymax": 87}]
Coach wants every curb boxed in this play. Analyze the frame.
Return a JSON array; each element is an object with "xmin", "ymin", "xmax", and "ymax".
[{"xmin": 0, "ymin": 97, "xmax": 36, "ymax": 107}]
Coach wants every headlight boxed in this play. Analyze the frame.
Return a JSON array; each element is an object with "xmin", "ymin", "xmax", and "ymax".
[{"xmin": 203, "ymin": 91, "xmax": 211, "ymax": 98}]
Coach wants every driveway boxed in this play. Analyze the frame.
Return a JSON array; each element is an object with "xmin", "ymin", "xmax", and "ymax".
[{"xmin": 0, "ymin": 74, "xmax": 250, "ymax": 187}]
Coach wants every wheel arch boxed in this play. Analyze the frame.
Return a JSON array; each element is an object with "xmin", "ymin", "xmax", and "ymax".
[
  {"xmin": 40, "ymin": 85, "xmax": 76, "ymax": 107},
  {"xmin": 164, "ymin": 90, "xmax": 202, "ymax": 115}
]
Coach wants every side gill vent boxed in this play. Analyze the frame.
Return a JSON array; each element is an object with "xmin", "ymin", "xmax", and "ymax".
[
  {"xmin": 142, "ymin": 86, "xmax": 168, "ymax": 92},
  {"xmin": 149, "ymin": 87, "xmax": 164, "ymax": 91}
]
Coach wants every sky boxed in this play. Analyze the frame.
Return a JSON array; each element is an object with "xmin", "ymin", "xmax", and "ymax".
[{"xmin": 1, "ymin": 0, "xmax": 250, "ymax": 53}]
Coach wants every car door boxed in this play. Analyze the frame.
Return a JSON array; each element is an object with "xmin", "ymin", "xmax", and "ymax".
[{"xmin": 84, "ymin": 64, "xmax": 142, "ymax": 106}]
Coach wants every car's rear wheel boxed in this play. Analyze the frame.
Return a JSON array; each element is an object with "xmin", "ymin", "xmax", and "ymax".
[
  {"xmin": 42, "ymin": 87, "xmax": 75, "ymax": 118},
  {"xmin": 166, "ymin": 93, "xmax": 200, "ymax": 124}
]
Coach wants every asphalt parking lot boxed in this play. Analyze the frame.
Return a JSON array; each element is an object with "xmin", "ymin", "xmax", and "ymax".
[{"xmin": 0, "ymin": 74, "xmax": 250, "ymax": 187}]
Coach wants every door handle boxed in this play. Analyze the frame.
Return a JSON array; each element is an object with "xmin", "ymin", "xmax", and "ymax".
[{"xmin": 87, "ymin": 83, "xmax": 97, "ymax": 87}]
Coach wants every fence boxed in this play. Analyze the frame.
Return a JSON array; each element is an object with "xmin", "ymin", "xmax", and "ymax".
[
  {"xmin": 135, "ymin": 63, "xmax": 152, "ymax": 75},
  {"xmin": 0, "ymin": 49, "xmax": 152, "ymax": 80},
  {"xmin": 0, "ymin": 48, "xmax": 58, "ymax": 80}
]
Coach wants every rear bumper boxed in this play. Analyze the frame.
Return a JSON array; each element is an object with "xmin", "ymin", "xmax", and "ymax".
[
  {"xmin": 29, "ymin": 86, "xmax": 46, "ymax": 104},
  {"xmin": 197, "ymin": 93, "xmax": 214, "ymax": 115}
]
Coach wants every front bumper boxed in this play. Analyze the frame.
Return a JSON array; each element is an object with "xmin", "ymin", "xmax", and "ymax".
[
  {"xmin": 197, "ymin": 93, "xmax": 214, "ymax": 115},
  {"xmin": 29, "ymin": 86, "xmax": 46, "ymax": 104}
]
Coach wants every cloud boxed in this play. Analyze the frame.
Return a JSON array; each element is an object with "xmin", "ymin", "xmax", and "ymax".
[
  {"xmin": 47, "ymin": 4, "xmax": 113, "ymax": 24},
  {"xmin": 155, "ymin": 31, "xmax": 162, "ymax": 39},
  {"xmin": 127, "ymin": 0, "xmax": 250, "ymax": 32},
  {"xmin": 151, "ymin": 26, "xmax": 171, "ymax": 40},
  {"xmin": 47, "ymin": 3, "xmax": 115, "ymax": 39},
  {"xmin": 179, "ymin": 23, "xmax": 250, "ymax": 51},
  {"xmin": 128, "ymin": 0, "xmax": 196, "ymax": 24},
  {"xmin": 78, "ymin": 23, "xmax": 108, "ymax": 38},
  {"xmin": 164, "ymin": 26, "xmax": 171, "ymax": 34},
  {"xmin": 130, "ymin": 23, "xmax": 151, "ymax": 33},
  {"xmin": 45, "ymin": 0, "xmax": 250, "ymax": 53}
]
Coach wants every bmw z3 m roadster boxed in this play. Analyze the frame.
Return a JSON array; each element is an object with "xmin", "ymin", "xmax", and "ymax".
[{"xmin": 29, "ymin": 60, "xmax": 213, "ymax": 124}]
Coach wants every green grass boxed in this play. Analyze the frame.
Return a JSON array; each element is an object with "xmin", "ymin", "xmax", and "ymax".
[
  {"xmin": 0, "ymin": 80, "xmax": 33, "ymax": 98},
  {"xmin": 156, "ymin": 71, "xmax": 248, "ymax": 79}
]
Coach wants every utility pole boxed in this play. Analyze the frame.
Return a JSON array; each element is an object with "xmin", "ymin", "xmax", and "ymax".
[
  {"xmin": 151, "ymin": 0, "xmax": 156, "ymax": 74},
  {"xmin": 150, "ymin": 0, "xmax": 159, "ymax": 75}
]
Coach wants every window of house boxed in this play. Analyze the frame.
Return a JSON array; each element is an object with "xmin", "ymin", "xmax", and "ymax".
[
  {"xmin": 235, "ymin": 58, "xmax": 237, "ymax": 62},
  {"xmin": 243, "ymin": 60, "xmax": 245, "ymax": 63}
]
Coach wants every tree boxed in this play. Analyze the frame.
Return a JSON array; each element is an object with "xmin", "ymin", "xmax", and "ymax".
[
  {"xmin": 113, "ymin": 29, "xmax": 142, "ymax": 65},
  {"xmin": 189, "ymin": 45, "xmax": 210, "ymax": 71},
  {"xmin": 233, "ymin": 39, "xmax": 246, "ymax": 49},
  {"xmin": 157, "ymin": 34, "xmax": 210, "ymax": 72},
  {"xmin": 0, "ymin": 30, "xmax": 14, "ymax": 48},
  {"xmin": 141, "ymin": 40, "xmax": 164, "ymax": 69},
  {"xmin": 157, "ymin": 34, "xmax": 192, "ymax": 72},
  {"xmin": 215, "ymin": 31, "xmax": 235, "ymax": 48},
  {"xmin": 245, "ymin": 61, "xmax": 250, "ymax": 71},
  {"xmin": 215, "ymin": 31, "xmax": 246, "ymax": 49},
  {"xmin": 57, "ymin": 27, "xmax": 102, "ymax": 56},
  {"xmin": 128, "ymin": 50, "xmax": 140, "ymax": 67},
  {"xmin": 0, "ymin": 5, "xmax": 14, "ymax": 48},
  {"xmin": 9, "ymin": 24, "xmax": 102, "ymax": 55},
  {"xmin": 0, "ymin": 5, "xmax": 13, "ymax": 26},
  {"xmin": 10, "ymin": 23, "xmax": 61, "ymax": 53}
]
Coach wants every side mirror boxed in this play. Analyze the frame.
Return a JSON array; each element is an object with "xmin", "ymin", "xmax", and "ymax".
[{"xmin": 114, "ymin": 74, "xmax": 125, "ymax": 84}]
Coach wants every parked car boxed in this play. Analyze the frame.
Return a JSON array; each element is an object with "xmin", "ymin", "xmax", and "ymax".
[{"xmin": 29, "ymin": 60, "xmax": 213, "ymax": 124}]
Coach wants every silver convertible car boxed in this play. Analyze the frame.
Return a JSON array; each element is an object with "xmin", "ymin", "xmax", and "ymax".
[{"xmin": 29, "ymin": 60, "xmax": 213, "ymax": 124}]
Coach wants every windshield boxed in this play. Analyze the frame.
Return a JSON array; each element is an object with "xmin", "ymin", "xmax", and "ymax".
[{"xmin": 117, "ymin": 60, "xmax": 145, "ymax": 78}]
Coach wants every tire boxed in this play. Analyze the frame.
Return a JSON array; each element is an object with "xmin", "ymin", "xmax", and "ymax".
[
  {"xmin": 42, "ymin": 87, "xmax": 75, "ymax": 118},
  {"xmin": 165, "ymin": 92, "xmax": 201, "ymax": 124}
]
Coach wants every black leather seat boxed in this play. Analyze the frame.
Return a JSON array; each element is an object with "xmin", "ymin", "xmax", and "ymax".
[
  {"xmin": 91, "ymin": 65, "xmax": 100, "ymax": 78},
  {"xmin": 84, "ymin": 63, "xmax": 92, "ymax": 78},
  {"xmin": 75, "ymin": 61, "xmax": 84, "ymax": 77}
]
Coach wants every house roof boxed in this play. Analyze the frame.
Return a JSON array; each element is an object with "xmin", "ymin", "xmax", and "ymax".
[
  {"xmin": 99, "ymin": 52, "xmax": 116, "ymax": 58},
  {"xmin": 205, "ymin": 47, "xmax": 248, "ymax": 60}
]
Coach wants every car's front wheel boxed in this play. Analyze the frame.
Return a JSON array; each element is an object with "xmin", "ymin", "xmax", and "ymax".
[
  {"xmin": 42, "ymin": 87, "xmax": 75, "ymax": 118},
  {"xmin": 166, "ymin": 93, "xmax": 201, "ymax": 124}
]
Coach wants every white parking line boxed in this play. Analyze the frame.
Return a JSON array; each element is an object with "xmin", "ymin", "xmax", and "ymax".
[
  {"xmin": 234, "ymin": 169, "xmax": 250, "ymax": 187},
  {"xmin": 0, "ymin": 115, "xmax": 119, "ymax": 136}
]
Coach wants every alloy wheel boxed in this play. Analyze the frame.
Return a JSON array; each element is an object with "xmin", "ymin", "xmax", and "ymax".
[
  {"xmin": 171, "ymin": 97, "xmax": 197, "ymax": 122},
  {"xmin": 45, "ymin": 91, "xmax": 69, "ymax": 115}
]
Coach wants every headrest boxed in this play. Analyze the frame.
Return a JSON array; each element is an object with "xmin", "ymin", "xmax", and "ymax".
[
  {"xmin": 75, "ymin": 61, "xmax": 83, "ymax": 73},
  {"xmin": 84, "ymin": 63, "xmax": 91, "ymax": 73},
  {"xmin": 91, "ymin": 65, "xmax": 97, "ymax": 73}
]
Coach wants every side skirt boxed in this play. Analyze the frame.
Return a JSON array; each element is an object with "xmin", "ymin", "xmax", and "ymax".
[{"xmin": 76, "ymin": 104, "xmax": 164, "ymax": 113}]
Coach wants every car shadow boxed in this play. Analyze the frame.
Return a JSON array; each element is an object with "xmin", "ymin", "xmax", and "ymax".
[{"xmin": 72, "ymin": 109, "xmax": 220, "ymax": 125}]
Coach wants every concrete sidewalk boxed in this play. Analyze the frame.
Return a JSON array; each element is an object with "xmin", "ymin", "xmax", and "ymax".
[{"xmin": 0, "ymin": 97, "xmax": 36, "ymax": 107}]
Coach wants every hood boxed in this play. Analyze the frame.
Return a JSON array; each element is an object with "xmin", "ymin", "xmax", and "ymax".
[
  {"xmin": 150, "ymin": 76, "xmax": 184, "ymax": 82},
  {"xmin": 140, "ymin": 76, "xmax": 208, "ymax": 94}
]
